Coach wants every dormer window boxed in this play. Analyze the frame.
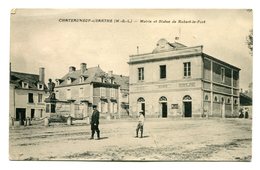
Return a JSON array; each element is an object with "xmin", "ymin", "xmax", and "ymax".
[
  {"xmin": 37, "ymin": 83, "xmax": 44, "ymax": 90},
  {"xmin": 56, "ymin": 80, "xmax": 60, "ymax": 86},
  {"xmin": 110, "ymin": 77, "xmax": 115, "ymax": 84},
  {"xmin": 22, "ymin": 82, "xmax": 29, "ymax": 88},
  {"xmin": 67, "ymin": 77, "xmax": 72, "ymax": 84},
  {"xmin": 79, "ymin": 76, "xmax": 85, "ymax": 83}
]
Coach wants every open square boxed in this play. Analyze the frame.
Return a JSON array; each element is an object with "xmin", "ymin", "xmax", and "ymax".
[{"xmin": 9, "ymin": 118, "xmax": 252, "ymax": 161}]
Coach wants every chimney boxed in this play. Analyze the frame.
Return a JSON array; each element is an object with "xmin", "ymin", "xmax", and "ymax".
[
  {"xmin": 80, "ymin": 63, "xmax": 87, "ymax": 74},
  {"xmin": 69, "ymin": 66, "xmax": 76, "ymax": 73},
  {"xmin": 39, "ymin": 67, "xmax": 45, "ymax": 83}
]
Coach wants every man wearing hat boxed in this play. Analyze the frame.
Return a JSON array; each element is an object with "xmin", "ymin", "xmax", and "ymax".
[
  {"xmin": 90, "ymin": 105, "xmax": 100, "ymax": 140},
  {"xmin": 136, "ymin": 110, "xmax": 145, "ymax": 138}
]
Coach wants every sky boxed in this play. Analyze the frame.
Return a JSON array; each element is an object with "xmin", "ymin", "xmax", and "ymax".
[{"xmin": 10, "ymin": 9, "xmax": 252, "ymax": 90}]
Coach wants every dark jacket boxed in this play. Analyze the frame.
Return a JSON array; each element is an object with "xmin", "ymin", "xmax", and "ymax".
[{"xmin": 91, "ymin": 110, "xmax": 100, "ymax": 125}]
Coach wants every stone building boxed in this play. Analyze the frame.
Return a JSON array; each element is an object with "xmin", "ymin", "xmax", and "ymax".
[
  {"xmin": 9, "ymin": 68, "xmax": 48, "ymax": 124},
  {"xmin": 128, "ymin": 39, "xmax": 240, "ymax": 118},
  {"xmin": 54, "ymin": 63, "xmax": 129, "ymax": 119}
]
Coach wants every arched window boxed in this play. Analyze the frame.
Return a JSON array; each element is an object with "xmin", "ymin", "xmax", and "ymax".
[
  {"xmin": 205, "ymin": 95, "xmax": 209, "ymax": 101},
  {"xmin": 214, "ymin": 96, "xmax": 218, "ymax": 102},
  {"xmin": 234, "ymin": 99, "xmax": 237, "ymax": 105},
  {"xmin": 183, "ymin": 95, "xmax": 192, "ymax": 101},
  {"xmin": 137, "ymin": 97, "xmax": 145, "ymax": 102},
  {"xmin": 221, "ymin": 97, "xmax": 225, "ymax": 103},
  {"xmin": 159, "ymin": 96, "xmax": 167, "ymax": 102},
  {"xmin": 227, "ymin": 98, "xmax": 230, "ymax": 104}
]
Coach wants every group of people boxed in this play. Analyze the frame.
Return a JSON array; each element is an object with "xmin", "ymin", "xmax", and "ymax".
[
  {"xmin": 89, "ymin": 105, "xmax": 145, "ymax": 140},
  {"xmin": 239, "ymin": 107, "xmax": 250, "ymax": 119}
]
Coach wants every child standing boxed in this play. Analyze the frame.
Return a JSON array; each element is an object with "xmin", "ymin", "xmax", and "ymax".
[{"xmin": 136, "ymin": 110, "xmax": 145, "ymax": 138}]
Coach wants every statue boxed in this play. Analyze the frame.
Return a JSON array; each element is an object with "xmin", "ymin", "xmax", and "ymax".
[{"xmin": 47, "ymin": 79, "xmax": 56, "ymax": 100}]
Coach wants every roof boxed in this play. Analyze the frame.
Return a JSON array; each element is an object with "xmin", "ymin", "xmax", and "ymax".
[
  {"xmin": 203, "ymin": 53, "xmax": 240, "ymax": 71},
  {"xmin": 113, "ymin": 74, "xmax": 129, "ymax": 90},
  {"xmin": 240, "ymin": 93, "xmax": 252, "ymax": 106},
  {"xmin": 10, "ymin": 71, "xmax": 47, "ymax": 90},
  {"xmin": 56, "ymin": 66, "xmax": 129, "ymax": 90},
  {"xmin": 57, "ymin": 66, "xmax": 105, "ymax": 86}
]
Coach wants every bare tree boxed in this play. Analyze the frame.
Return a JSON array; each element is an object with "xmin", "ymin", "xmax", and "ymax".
[{"xmin": 246, "ymin": 29, "xmax": 253, "ymax": 56}]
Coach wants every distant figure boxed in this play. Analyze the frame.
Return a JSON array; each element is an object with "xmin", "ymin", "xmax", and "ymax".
[
  {"xmin": 245, "ymin": 108, "xmax": 249, "ymax": 119},
  {"xmin": 90, "ymin": 105, "xmax": 100, "ymax": 140},
  {"xmin": 239, "ymin": 108, "xmax": 244, "ymax": 118},
  {"xmin": 136, "ymin": 110, "xmax": 145, "ymax": 138}
]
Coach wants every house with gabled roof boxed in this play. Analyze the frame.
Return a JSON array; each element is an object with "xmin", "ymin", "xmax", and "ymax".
[
  {"xmin": 10, "ymin": 67, "xmax": 48, "ymax": 125},
  {"xmin": 54, "ymin": 63, "xmax": 129, "ymax": 119}
]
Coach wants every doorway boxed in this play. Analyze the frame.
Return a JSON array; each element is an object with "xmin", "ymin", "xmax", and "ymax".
[
  {"xmin": 16, "ymin": 108, "xmax": 26, "ymax": 125},
  {"xmin": 137, "ymin": 97, "xmax": 145, "ymax": 116},
  {"xmin": 162, "ymin": 102, "xmax": 167, "ymax": 118},
  {"xmin": 31, "ymin": 109, "xmax": 35, "ymax": 119},
  {"xmin": 159, "ymin": 96, "xmax": 168, "ymax": 118},
  {"xmin": 183, "ymin": 95, "xmax": 192, "ymax": 117},
  {"xmin": 183, "ymin": 102, "xmax": 192, "ymax": 117}
]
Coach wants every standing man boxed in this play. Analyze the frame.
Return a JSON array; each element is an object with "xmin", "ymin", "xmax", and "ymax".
[
  {"xmin": 136, "ymin": 110, "xmax": 145, "ymax": 138},
  {"xmin": 90, "ymin": 105, "xmax": 100, "ymax": 140}
]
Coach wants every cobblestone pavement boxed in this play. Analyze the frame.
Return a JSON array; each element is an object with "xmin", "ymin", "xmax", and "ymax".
[{"xmin": 9, "ymin": 118, "xmax": 252, "ymax": 161}]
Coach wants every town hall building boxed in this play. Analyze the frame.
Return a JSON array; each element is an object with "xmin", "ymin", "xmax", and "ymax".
[{"xmin": 128, "ymin": 38, "xmax": 240, "ymax": 118}]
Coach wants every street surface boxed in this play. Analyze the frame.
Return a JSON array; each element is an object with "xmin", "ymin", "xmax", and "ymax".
[{"xmin": 9, "ymin": 118, "xmax": 252, "ymax": 161}]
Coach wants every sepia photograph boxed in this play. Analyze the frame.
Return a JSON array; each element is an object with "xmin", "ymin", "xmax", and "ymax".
[{"xmin": 9, "ymin": 9, "xmax": 253, "ymax": 161}]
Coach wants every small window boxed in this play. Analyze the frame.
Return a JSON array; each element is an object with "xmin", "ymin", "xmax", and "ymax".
[
  {"xmin": 138, "ymin": 67, "xmax": 144, "ymax": 81},
  {"xmin": 221, "ymin": 67, "xmax": 225, "ymax": 83},
  {"xmin": 79, "ymin": 88, "xmax": 84, "ymax": 97},
  {"xmin": 22, "ymin": 82, "xmax": 29, "ymax": 88},
  {"xmin": 214, "ymin": 96, "xmax": 218, "ymax": 102},
  {"xmin": 56, "ymin": 80, "xmax": 60, "ymax": 86},
  {"xmin": 160, "ymin": 65, "xmax": 166, "ymax": 79},
  {"xmin": 46, "ymin": 104, "xmax": 50, "ymax": 113},
  {"xmin": 234, "ymin": 99, "xmax": 238, "ymax": 105},
  {"xmin": 110, "ymin": 88, "xmax": 116, "ymax": 98},
  {"xmin": 38, "ymin": 84, "xmax": 43, "ymax": 90},
  {"xmin": 101, "ymin": 87, "xmax": 106, "ymax": 97},
  {"xmin": 79, "ymin": 76, "xmax": 85, "ymax": 83},
  {"xmin": 67, "ymin": 78, "xmax": 71, "ymax": 84},
  {"xmin": 28, "ymin": 93, "xmax": 34, "ymax": 103},
  {"xmin": 184, "ymin": 62, "xmax": 191, "ymax": 78},
  {"xmin": 38, "ymin": 94, "xmax": 43, "ymax": 103},
  {"xmin": 55, "ymin": 90, "xmax": 59, "ymax": 99},
  {"xmin": 66, "ymin": 89, "xmax": 71, "ymax": 99}
]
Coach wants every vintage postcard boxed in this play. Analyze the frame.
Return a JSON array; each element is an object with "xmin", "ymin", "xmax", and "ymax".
[{"xmin": 9, "ymin": 9, "xmax": 252, "ymax": 161}]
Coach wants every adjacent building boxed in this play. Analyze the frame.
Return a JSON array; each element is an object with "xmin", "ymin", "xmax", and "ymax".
[
  {"xmin": 9, "ymin": 68, "xmax": 48, "ymax": 124},
  {"xmin": 54, "ymin": 63, "xmax": 129, "ymax": 119},
  {"xmin": 128, "ymin": 39, "xmax": 240, "ymax": 118}
]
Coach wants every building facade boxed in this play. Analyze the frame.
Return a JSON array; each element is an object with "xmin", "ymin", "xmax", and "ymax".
[
  {"xmin": 54, "ymin": 63, "xmax": 129, "ymax": 119},
  {"xmin": 128, "ymin": 39, "xmax": 240, "ymax": 118},
  {"xmin": 10, "ymin": 68, "xmax": 48, "ymax": 124}
]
